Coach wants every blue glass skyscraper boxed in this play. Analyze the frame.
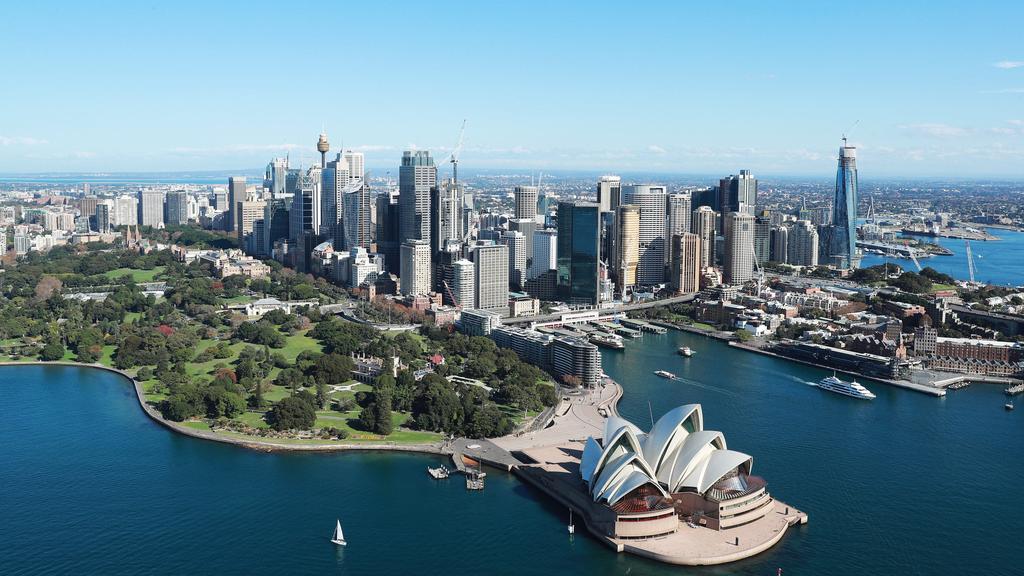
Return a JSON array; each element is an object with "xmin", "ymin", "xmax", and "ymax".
[
  {"xmin": 829, "ymin": 139, "xmax": 859, "ymax": 269},
  {"xmin": 556, "ymin": 201, "xmax": 601, "ymax": 306}
]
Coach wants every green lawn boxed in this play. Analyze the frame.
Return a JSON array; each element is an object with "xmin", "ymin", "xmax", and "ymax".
[
  {"xmin": 102, "ymin": 266, "xmax": 166, "ymax": 283},
  {"xmin": 277, "ymin": 330, "xmax": 323, "ymax": 361},
  {"xmin": 98, "ymin": 345, "xmax": 117, "ymax": 367},
  {"xmin": 931, "ymin": 283, "xmax": 957, "ymax": 293},
  {"xmin": 691, "ymin": 322, "xmax": 716, "ymax": 331}
]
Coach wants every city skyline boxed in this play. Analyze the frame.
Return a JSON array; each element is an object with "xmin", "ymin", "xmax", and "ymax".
[{"xmin": 2, "ymin": 2, "xmax": 1024, "ymax": 177}]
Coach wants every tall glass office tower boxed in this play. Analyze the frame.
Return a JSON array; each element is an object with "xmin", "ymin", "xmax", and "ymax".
[
  {"xmin": 556, "ymin": 201, "xmax": 601, "ymax": 306},
  {"xmin": 830, "ymin": 139, "xmax": 859, "ymax": 269}
]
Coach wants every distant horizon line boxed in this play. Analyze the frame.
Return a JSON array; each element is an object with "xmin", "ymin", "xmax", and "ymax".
[{"xmin": 2, "ymin": 168, "xmax": 1024, "ymax": 184}]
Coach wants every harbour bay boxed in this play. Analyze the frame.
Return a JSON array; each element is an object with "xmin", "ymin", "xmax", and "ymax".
[{"xmin": 2, "ymin": 329, "xmax": 1022, "ymax": 575}]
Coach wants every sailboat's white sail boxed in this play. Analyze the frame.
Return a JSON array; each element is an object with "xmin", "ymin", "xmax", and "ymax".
[{"xmin": 333, "ymin": 519, "xmax": 346, "ymax": 543}]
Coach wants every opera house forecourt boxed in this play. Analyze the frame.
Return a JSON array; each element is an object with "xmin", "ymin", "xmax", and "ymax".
[{"xmin": 506, "ymin": 400, "xmax": 807, "ymax": 566}]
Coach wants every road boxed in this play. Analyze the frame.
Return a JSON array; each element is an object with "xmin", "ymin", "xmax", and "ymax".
[{"xmin": 502, "ymin": 293, "xmax": 696, "ymax": 325}]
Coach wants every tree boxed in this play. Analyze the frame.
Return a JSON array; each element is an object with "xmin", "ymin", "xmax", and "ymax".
[
  {"xmin": 316, "ymin": 380, "xmax": 328, "ymax": 409},
  {"xmin": 39, "ymin": 341, "xmax": 66, "ymax": 361},
  {"xmin": 310, "ymin": 353, "xmax": 354, "ymax": 386},
  {"xmin": 34, "ymin": 276, "xmax": 63, "ymax": 301},
  {"xmin": 267, "ymin": 395, "xmax": 316, "ymax": 431}
]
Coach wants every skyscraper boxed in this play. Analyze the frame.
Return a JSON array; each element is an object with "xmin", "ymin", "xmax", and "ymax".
[
  {"xmin": 613, "ymin": 204, "xmax": 640, "ymax": 296},
  {"xmin": 666, "ymin": 193, "xmax": 692, "ymax": 267},
  {"xmin": 95, "ymin": 204, "xmax": 110, "ymax": 234},
  {"xmin": 723, "ymin": 211, "xmax": 755, "ymax": 285},
  {"xmin": 237, "ymin": 199, "xmax": 267, "ymax": 247},
  {"xmin": 828, "ymin": 139, "xmax": 859, "ymax": 269},
  {"xmin": 375, "ymin": 189, "xmax": 401, "ymax": 274},
  {"xmin": 431, "ymin": 179, "xmax": 464, "ymax": 255},
  {"xmin": 514, "ymin": 185, "xmax": 538, "ymax": 220},
  {"xmin": 622, "ymin": 185, "xmax": 667, "ymax": 285},
  {"xmin": 718, "ymin": 170, "xmax": 757, "ymax": 219},
  {"xmin": 263, "ymin": 199, "xmax": 290, "ymax": 257},
  {"xmin": 503, "ymin": 230, "xmax": 527, "ymax": 289},
  {"xmin": 399, "ymin": 239, "xmax": 432, "ymax": 296},
  {"xmin": 290, "ymin": 166, "xmax": 321, "ymax": 242},
  {"xmin": 165, "ymin": 190, "xmax": 189, "ymax": 226},
  {"xmin": 556, "ymin": 201, "xmax": 601, "ymax": 306},
  {"xmin": 788, "ymin": 220, "xmax": 819, "ymax": 266},
  {"xmin": 451, "ymin": 259, "xmax": 476, "ymax": 308},
  {"xmin": 264, "ymin": 157, "xmax": 289, "ymax": 197},
  {"xmin": 474, "ymin": 244, "xmax": 509, "ymax": 312},
  {"xmin": 670, "ymin": 233, "xmax": 701, "ymax": 294},
  {"xmin": 399, "ymin": 150, "xmax": 436, "ymax": 244},
  {"xmin": 322, "ymin": 151, "xmax": 364, "ymax": 248},
  {"xmin": 137, "ymin": 190, "xmax": 165, "ymax": 228},
  {"xmin": 753, "ymin": 216, "xmax": 771, "ymax": 265},
  {"xmin": 596, "ymin": 175, "xmax": 621, "ymax": 213},
  {"xmin": 771, "ymin": 225, "xmax": 789, "ymax": 263},
  {"xmin": 529, "ymin": 229, "xmax": 557, "ymax": 281},
  {"xmin": 227, "ymin": 177, "xmax": 246, "ymax": 232},
  {"xmin": 692, "ymin": 206, "xmax": 716, "ymax": 269}
]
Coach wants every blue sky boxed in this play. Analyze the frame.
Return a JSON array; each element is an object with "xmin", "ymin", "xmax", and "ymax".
[{"xmin": 1, "ymin": 1, "xmax": 1023, "ymax": 177}]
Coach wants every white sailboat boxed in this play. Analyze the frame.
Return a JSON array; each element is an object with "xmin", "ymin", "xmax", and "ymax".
[
  {"xmin": 568, "ymin": 508, "xmax": 575, "ymax": 535},
  {"xmin": 331, "ymin": 519, "xmax": 346, "ymax": 546}
]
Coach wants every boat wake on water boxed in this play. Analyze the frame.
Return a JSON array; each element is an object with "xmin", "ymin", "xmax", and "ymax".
[{"xmin": 672, "ymin": 376, "xmax": 740, "ymax": 398}]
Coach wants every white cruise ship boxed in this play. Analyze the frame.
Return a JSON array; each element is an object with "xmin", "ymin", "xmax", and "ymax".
[{"xmin": 817, "ymin": 374, "xmax": 876, "ymax": 400}]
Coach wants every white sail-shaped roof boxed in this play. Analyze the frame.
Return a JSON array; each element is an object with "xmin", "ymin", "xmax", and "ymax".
[
  {"xmin": 580, "ymin": 437, "xmax": 603, "ymax": 486},
  {"xmin": 642, "ymin": 404, "xmax": 703, "ymax": 473},
  {"xmin": 663, "ymin": 430, "xmax": 726, "ymax": 491},
  {"xmin": 582, "ymin": 404, "xmax": 760, "ymax": 503}
]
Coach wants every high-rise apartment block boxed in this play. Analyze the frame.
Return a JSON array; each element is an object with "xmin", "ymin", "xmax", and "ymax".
[
  {"xmin": 399, "ymin": 239, "xmax": 432, "ymax": 296},
  {"xmin": 670, "ymin": 232, "xmax": 701, "ymax": 294},
  {"xmin": 723, "ymin": 211, "xmax": 755, "ymax": 285}
]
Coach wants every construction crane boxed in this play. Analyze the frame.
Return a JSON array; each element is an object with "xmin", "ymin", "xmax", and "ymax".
[
  {"xmin": 751, "ymin": 239, "xmax": 766, "ymax": 297},
  {"xmin": 442, "ymin": 279, "xmax": 460, "ymax": 309},
  {"xmin": 965, "ymin": 240, "xmax": 976, "ymax": 284},
  {"xmin": 440, "ymin": 119, "xmax": 467, "ymax": 185}
]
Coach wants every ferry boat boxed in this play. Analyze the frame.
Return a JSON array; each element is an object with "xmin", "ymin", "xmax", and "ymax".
[
  {"xmin": 590, "ymin": 333, "xmax": 625, "ymax": 350},
  {"xmin": 677, "ymin": 346, "xmax": 694, "ymax": 357},
  {"xmin": 654, "ymin": 370, "xmax": 676, "ymax": 379},
  {"xmin": 817, "ymin": 374, "xmax": 876, "ymax": 400}
]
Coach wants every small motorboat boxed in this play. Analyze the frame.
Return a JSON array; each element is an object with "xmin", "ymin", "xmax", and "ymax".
[
  {"xmin": 1006, "ymin": 401, "xmax": 1015, "ymax": 411},
  {"xmin": 678, "ymin": 346, "xmax": 694, "ymax": 357}
]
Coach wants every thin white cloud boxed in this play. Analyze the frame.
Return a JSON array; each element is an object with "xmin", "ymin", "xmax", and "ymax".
[
  {"xmin": 994, "ymin": 61, "xmax": 1024, "ymax": 69},
  {"xmin": 648, "ymin": 144, "xmax": 667, "ymax": 155},
  {"xmin": 898, "ymin": 123, "xmax": 969, "ymax": 137},
  {"xmin": 0, "ymin": 136, "xmax": 48, "ymax": 146},
  {"xmin": 166, "ymin": 143, "xmax": 303, "ymax": 155}
]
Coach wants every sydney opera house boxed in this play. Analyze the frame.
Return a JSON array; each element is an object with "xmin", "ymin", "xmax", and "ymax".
[{"xmin": 579, "ymin": 404, "xmax": 774, "ymax": 538}]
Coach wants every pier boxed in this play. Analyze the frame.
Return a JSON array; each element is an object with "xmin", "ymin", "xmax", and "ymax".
[{"xmin": 619, "ymin": 318, "xmax": 668, "ymax": 334}]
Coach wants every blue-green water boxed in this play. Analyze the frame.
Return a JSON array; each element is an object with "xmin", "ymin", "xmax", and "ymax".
[
  {"xmin": 860, "ymin": 227, "xmax": 1024, "ymax": 286},
  {"xmin": 3, "ymin": 338, "xmax": 1022, "ymax": 575}
]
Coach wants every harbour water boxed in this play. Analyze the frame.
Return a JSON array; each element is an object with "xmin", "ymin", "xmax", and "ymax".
[
  {"xmin": 2, "ymin": 340, "xmax": 1022, "ymax": 575},
  {"xmin": 860, "ymin": 227, "xmax": 1024, "ymax": 286}
]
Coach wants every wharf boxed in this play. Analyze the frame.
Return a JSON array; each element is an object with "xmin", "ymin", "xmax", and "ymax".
[
  {"xmin": 619, "ymin": 318, "xmax": 667, "ymax": 334},
  {"xmin": 729, "ymin": 342, "xmax": 947, "ymax": 397}
]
